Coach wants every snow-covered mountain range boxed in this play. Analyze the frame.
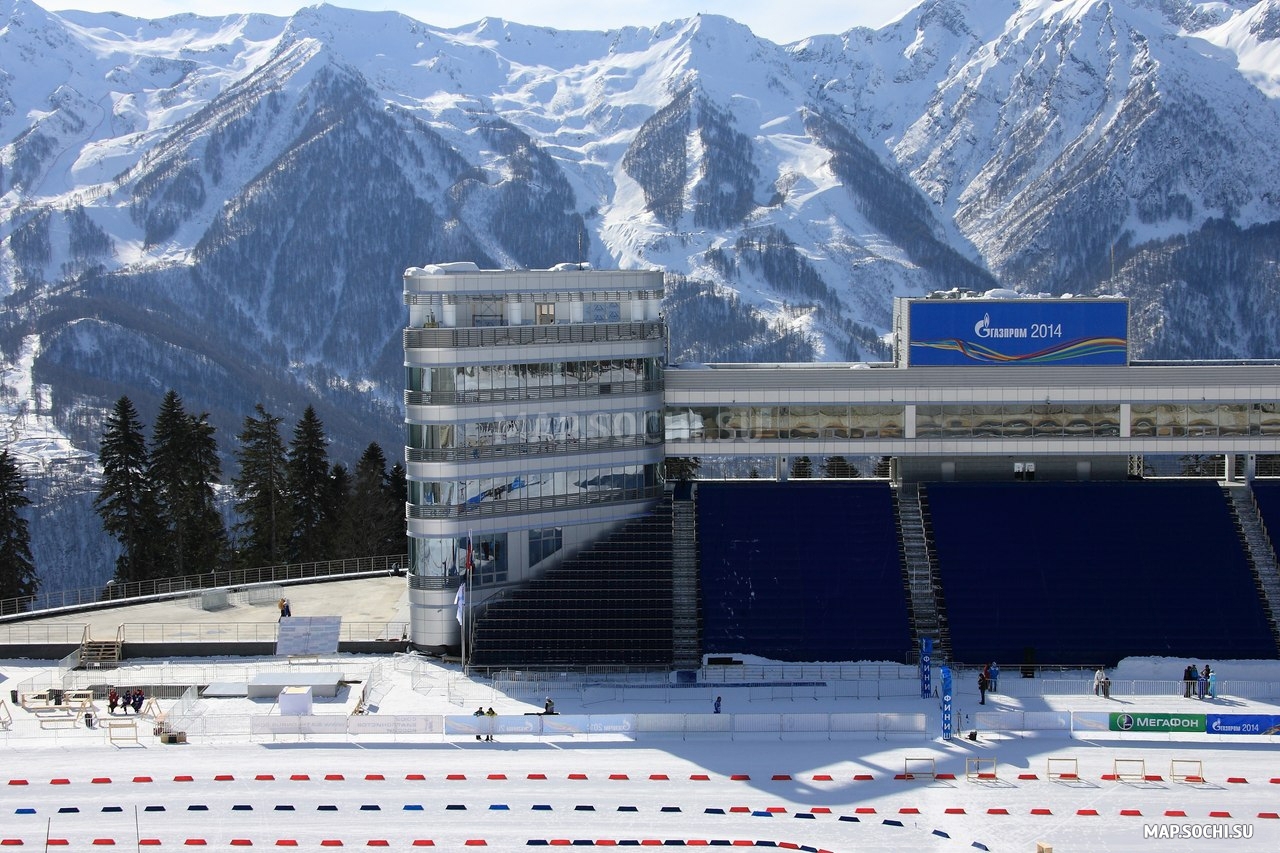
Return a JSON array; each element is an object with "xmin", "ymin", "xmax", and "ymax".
[{"xmin": 4, "ymin": 0, "xmax": 1280, "ymax": 589}]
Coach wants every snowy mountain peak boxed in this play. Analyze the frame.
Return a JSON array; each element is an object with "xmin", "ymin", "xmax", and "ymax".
[{"xmin": 3, "ymin": 0, "xmax": 1280, "ymax": 586}]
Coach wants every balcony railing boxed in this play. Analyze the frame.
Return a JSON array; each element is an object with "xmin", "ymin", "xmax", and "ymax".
[
  {"xmin": 406, "ymin": 433, "xmax": 662, "ymax": 464},
  {"xmin": 407, "ymin": 485, "xmax": 665, "ymax": 521},
  {"xmin": 405, "ymin": 378, "xmax": 663, "ymax": 407},
  {"xmin": 404, "ymin": 321, "xmax": 664, "ymax": 350}
]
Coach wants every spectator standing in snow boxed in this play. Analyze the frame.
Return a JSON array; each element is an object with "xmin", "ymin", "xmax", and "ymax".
[
  {"xmin": 977, "ymin": 670, "xmax": 989, "ymax": 705},
  {"xmin": 989, "ymin": 662, "xmax": 1000, "ymax": 693},
  {"xmin": 1183, "ymin": 664, "xmax": 1197, "ymax": 698},
  {"xmin": 1208, "ymin": 668, "xmax": 1218, "ymax": 699},
  {"xmin": 1198, "ymin": 665, "xmax": 1210, "ymax": 700},
  {"xmin": 713, "ymin": 696, "xmax": 722, "ymax": 714},
  {"xmin": 1094, "ymin": 668, "xmax": 1106, "ymax": 696}
]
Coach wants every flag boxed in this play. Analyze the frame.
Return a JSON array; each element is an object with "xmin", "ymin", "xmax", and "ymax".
[
  {"xmin": 466, "ymin": 530, "xmax": 474, "ymax": 573},
  {"xmin": 454, "ymin": 583, "xmax": 466, "ymax": 625}
]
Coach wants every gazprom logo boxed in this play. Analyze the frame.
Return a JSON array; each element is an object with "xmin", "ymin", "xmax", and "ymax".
[{"xmin": 974, "ymin": 312, "xmax": 1027, "ymax": 339}]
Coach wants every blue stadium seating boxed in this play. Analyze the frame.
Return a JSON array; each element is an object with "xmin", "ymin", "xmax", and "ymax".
[
  {"xmin": 1250, "ymin": 481, "xmax": 1280, "ymax": 542},
  {"xmin": 698, "ymin": 482, "xmax": 911, "ymax": 662},
  {"xmin": 926, "ymin": 481, "xmax": 1276, "ymax": 666}
]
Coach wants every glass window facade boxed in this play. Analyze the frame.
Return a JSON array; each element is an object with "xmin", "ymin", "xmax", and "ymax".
[
  {"xmin": 408, "ymin": 533, "xmax": 507, "ymax": 585},
  {"xmin": 408, "ymin": 463, "xmax": 662, "ymax": 518},
  {"xmin": 407, "ymin": 358, "xmax": 661, "ymax": 406},
  {"xmin": 914, "ymin": 404, "xmax": 1121, "ymax": 438},
  {"xmin": 1131, "ymin": 403, "xmax": 1280, "ymax": 437},
  {"xmin": 528, "ymin": 527, "xmax": 563, "ymax": 567},
  {"xmin": 665, "ymin": 405, "xmax": 906, "ymax": 441}
]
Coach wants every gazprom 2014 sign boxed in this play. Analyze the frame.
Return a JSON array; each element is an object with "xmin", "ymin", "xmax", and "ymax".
[{"xmin": 907, "ymin": 299, "xmax": 1129, "ymax": 366}]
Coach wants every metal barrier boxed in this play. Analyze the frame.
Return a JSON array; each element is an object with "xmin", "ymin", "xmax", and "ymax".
[{"xmin": 0, "ymin": 555, "xmax": 406, "ymax": 619}]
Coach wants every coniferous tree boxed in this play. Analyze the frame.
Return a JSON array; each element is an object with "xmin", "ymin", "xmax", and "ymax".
[
  {"xmin": 150, "ymin": 390, "xmax": 226, "ymax": 578},
  {"xmin": 790, "ymin": 456, "xmax": 814, "ymax": 479},
  {"xmin": 183, "ymin": 412, "xmax": 228, "ymax": 573},
  {"xmin": 663, "ymin": 456, "xmax": 701, "ymax": 481},
  {"xmin": 287, "ymin": 405, "xmax": 332, "ymax": 563},
  {"xmin": 323, "ymin": 462, "xmax": 351, "ymax": 559},
  {"xmin": 383, "ymin": 462, "xmax": 408, "ymax": 557},
  {"xmin": 0, "ymin": 450, "xmax": 39, "ymax": 602},
  {"xmin": 94, "ymin": 396, "xmax": 162, "ymax": 583},
  {"xmin": 820, "ymin": 456, "xmax": 860, "ymax": 478},
  {"xmin": 343, "ymin": 443, "xmax": 401, "ymax": 558},
  {"xmin": 233, "ymin": 404, "xmax": 291, "ymax": 568}
]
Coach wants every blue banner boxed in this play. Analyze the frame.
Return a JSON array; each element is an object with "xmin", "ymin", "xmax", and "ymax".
[
  {"xmin": 920, "ymin": 637, "xmax": 933, "ymax": 699},
  {"xmin": 907, "ymin": 299, "xmax": 1128, "ymax": 366},
  {"xmin": 940, "ymin": 666, "xmax": 953, "ymax": 741},
  {"xmin": 1206, "ymin": 714, "xmax": 1280, "ymax": 735}
]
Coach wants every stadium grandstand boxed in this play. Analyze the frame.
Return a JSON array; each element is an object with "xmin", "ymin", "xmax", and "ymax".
[
  {"xmin": 395, "ymin": 266, "xmax": 1280, "ymax": 673},
  {"xmin": 4, "ymin": 269, "xmax": 1280, "ymax": 679}
]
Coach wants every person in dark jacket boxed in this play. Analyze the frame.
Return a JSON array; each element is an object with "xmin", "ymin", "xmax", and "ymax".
[
  {"xmin": 1183, "ymin": 664, "xmax": 1197, "ymax": 698},
  {"xmin": 977, "ymin": 670, "xmax": 989, "ymax": 705}
]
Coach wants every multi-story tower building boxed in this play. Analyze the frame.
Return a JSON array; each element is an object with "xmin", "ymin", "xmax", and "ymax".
[{"xmin": 402, "ymin": 263, "xmax": 667, "ymax": 651}]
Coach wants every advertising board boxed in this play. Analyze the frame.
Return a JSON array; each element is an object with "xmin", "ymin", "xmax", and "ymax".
[{"xmin": 906, "ymin": 299, "xmax": 1128, "ymax": 366}]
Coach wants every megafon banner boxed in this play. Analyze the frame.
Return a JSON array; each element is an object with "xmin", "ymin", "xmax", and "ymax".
[{"xmin": 906, "ymin": 299, "xmax": 1129, "ymax": 366}]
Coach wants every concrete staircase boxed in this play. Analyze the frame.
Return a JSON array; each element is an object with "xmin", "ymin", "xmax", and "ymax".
[
  {"xmin": 1223, "ymin": 482, "xmax": 1280, "ymax": 656},
  {"xmin": 895, "ymin": 482, "xmax": 951, "ymax": 665}
]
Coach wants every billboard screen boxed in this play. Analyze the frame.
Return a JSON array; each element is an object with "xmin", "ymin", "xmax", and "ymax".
[{"xmin": 907, "ymin": 299, "xmax": 1128, "ymax": 366}]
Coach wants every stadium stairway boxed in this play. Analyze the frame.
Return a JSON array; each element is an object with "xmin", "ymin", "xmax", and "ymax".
[
  {"xmin": 1222, "ymin": 482, "xmax": 1280, "ymax": 655},
  {"xmin": 894, "ymin": 483, "xmax": 952, "ymax": 665}
]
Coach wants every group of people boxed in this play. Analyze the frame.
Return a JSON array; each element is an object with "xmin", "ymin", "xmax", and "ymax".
[
  {"xmin": 976, "ymin": 661, "xmax": 999, "ymax": 704},
  {"xmin": 1183, "ymin": 663, "xmax": 1217, "ymax": 699},
  {"xmin": 107, "ymin": 688, "xmax": 145, "ymax": 715},
  {"xmin": 472, "ymin": 706, "xmax": 496, "ymax": 740}
]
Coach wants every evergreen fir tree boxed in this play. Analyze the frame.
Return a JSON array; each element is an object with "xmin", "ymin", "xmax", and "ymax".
[
  {"xmin": 287, "ymin": 405, "xmax": 332, "ymax": 563},
  {"xmin": 383, "ymin": 462, "xmax": 408, "ymax": 557},
  {"xmin": 820, "ymin": 456, "xmax": 860, "ymax": 478},
  {"xmin": 325, "ymin": 462, "xmax": 352, "ymax": 559},
  {"xmin": 150, "ymin": 390, "xmax": 226, "ymax": 578},
  {"xmin": 0, "ymin": 450, "xmax": 39, "ymax": 602},
  {"xmin": 663, "ymin": 456, "xmax": 701, "ymax": 481},
  {"xmin": 94, "ymin": 396, "xmax": 161, "ymax": 583},
  {"xmin": 183, "ymin": 412, "xmax": 228, "ymax": 573},
  {"xmin": 148, "ymin": 391, "xmax": 189, "ymax": 577},
  {"xmin": 343, "ymin": 443, "xmax": 400, "ymax": 558},
  {"xmin": 790, "ymin": 456, "xmax": 814, "ymax": 479},
  {"xmin": 232, "ymin": 404, "xmax": 291, "ymax": 568}
]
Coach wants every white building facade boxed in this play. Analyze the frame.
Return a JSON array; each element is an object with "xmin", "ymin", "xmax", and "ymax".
[{"xmin": 402, "ymin": 263, "xmax": 666, "ymax": 650}]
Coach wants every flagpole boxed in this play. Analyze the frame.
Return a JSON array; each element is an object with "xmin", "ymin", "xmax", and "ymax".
[
  {"xmin": 463, "ymin": 530, "xmax": 473, "ymax": 671},
  {"xmin": 464, "ymin": 561, "xmax": 471, "ymax": 672}
]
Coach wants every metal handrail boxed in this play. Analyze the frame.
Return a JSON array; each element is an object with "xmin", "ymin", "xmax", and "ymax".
[
  {"xmin": 404, "ymin": 321, "xmax": 664, "ymax": 350},
  {"xmin": 407, "ymin": 485, "xmax": 665, "ymax": 520},
  {"xmin": 406, "ymin": 433, "xmax": 661, "ymax": 464},
  {"xmin": 0, "ymin": 554, "xmax": 407, "ymax": 619},
  {"xmin": 405, "ymin": 378, "xmax": 663, "ymax": 407}
]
